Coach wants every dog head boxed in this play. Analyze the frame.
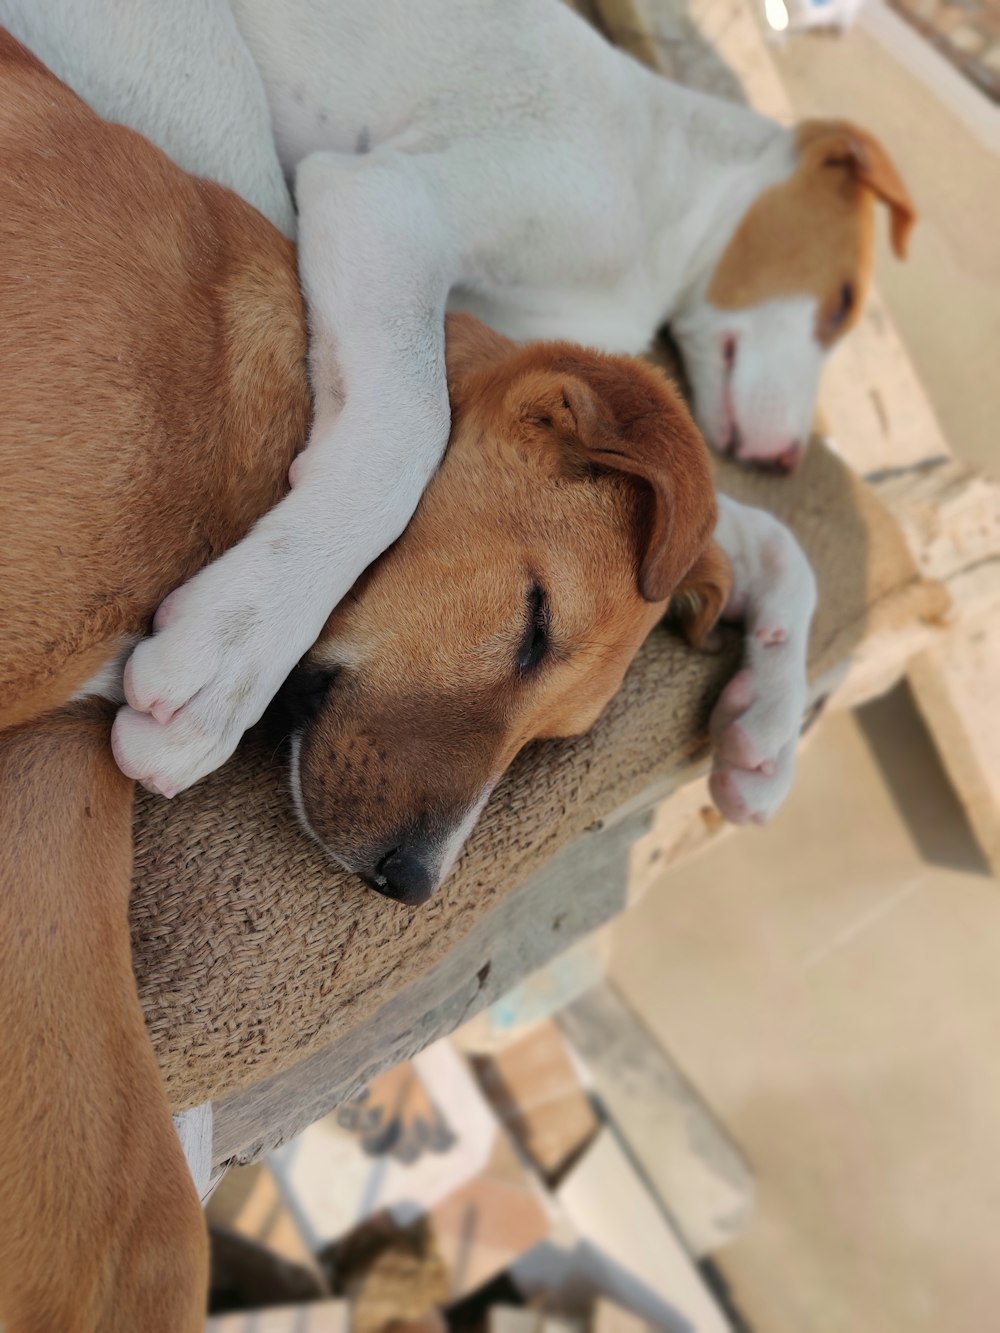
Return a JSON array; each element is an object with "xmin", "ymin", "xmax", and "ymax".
[
  {"xmin": 673, "ymin": 119, "xmax": 914, "ymax": 470},
  {"xmin": 281, "ymin": 315, "xmax": 728, "ymax": 905}
]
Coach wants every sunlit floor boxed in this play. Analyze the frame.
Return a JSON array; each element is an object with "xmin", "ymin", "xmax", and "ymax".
[{"xmin": 611, "ymin": 683, "xmax": 999, "ymax": 1332}]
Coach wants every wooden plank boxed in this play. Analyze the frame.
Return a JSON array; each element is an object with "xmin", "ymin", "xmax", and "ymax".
[
  {"xmin": 559, "ymin": 983, "xmax": 754, "ymax": 1257},
  {"xmin": 625, "ymin": 775, "xmax": 728, "ymax": 909},
  {"xmin": 471, "ymin": 1021, "xmax": 600, "ymax": 1181},
  {"xmin": 866, "ymin": 465, "xmax": 1000, "ymax": 867},
  {"xmin": 873, "ymin": 460, "xmax": 1000, "ymax": 615},
  {"xmin": 909, "ymin": 614, "xmax": 1000, "ymax": 872},
  {"xmin": 173, "ymin": 1101, "xmax": 214, "ymax": 1201},
  {"xmin": 593, "ymin": 1299, "xmax": 668, "ymax": 1333},
  {"xmin": 512, "ymin": 1128, "xmax": 731, "ymax": 1330},
  {"xmin": 487, "ymin": 1309, "xmax": 539, "ymax": 1333},
  {"xmin": 206, "ymin": 1300, "xmax": 349, "ymax": 1331}
]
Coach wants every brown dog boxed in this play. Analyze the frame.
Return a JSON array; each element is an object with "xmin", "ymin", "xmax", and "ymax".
[{"xmin": 0, "ymin": 31, "xmax": 726, "ymax": 1331}]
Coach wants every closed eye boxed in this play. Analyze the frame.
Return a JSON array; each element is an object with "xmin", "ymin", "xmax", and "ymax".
[
  {"xmin": 517, "ymin": 583, "xmax": 551, "ymax": 676},
  {"xmin": 279, "ymin": 664, "xmax": 341, "ymax": 725}
]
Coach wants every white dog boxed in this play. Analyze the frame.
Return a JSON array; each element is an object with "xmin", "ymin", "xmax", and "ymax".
[{"xmin": 2, "ymin": 0, "xmax": 911, "ymax": 824}]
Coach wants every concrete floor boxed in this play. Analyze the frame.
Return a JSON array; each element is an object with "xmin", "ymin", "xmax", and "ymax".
[
  {"xmin": 611, "ymin": 689, "xmax": 999, "ymax": 1332},
  {"xmin": 611, "ymin": 16, "xmax": 1000, "ymax": 1333}
]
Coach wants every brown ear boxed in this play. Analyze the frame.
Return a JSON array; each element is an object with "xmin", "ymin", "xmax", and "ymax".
[
  {"xmin": 670, "ymin": 542, "xmax": 732, "ymax": 650},
  {"xmin": 444, "ymin": 312, "xmax": 516, "ymax": 383},
  {"xmin": 797, "ymin": 120, "xmax": 916, "ymax": 259},
  {"xmin": 528, "ymin": 356, "xmax": 717, "ymax": 603}
]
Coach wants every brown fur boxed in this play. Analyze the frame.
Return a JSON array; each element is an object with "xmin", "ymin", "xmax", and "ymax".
[
  {"xmin": 0, "ymin": 30, "xmax": 724, "ymax": 1327},
  {"xmin": 708, "ymin": 120, "xmax": 916, "ymax": 344},
  {"xmin": 0, "ymin": 708, "xmax": 209, "ymax": 1333},
  {"xmin": 0, "ymin": 31, "xmax": 310, "ymax": 730}
]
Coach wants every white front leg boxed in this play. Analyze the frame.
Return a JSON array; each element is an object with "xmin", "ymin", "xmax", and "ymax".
[
  {"xmin": 112, "ymin": 153, "xmax": 455, "ymax": 795},
  {"xmin": 708, "ymin": 495, "xmax": 817, "ymax": 824}
]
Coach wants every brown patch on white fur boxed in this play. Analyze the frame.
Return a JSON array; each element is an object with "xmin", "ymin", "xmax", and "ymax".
[{"xmin": 708, "ymin": 120, "xmax": 916, "ymax": 345}]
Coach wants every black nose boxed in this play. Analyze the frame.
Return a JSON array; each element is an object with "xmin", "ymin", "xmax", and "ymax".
[{"xmin": 368, "ymin": 846, "xmax": 437, "ymax": 907}]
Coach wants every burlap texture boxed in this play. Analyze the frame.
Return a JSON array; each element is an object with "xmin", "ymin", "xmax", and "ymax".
[{"xmin": 132, "ymin": 440, "xmax": 945, "ymax": 1111}]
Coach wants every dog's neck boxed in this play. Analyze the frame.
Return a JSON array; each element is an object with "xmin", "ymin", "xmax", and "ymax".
[{"xmin": 625, "ymin": 64, "xmax": 796, "ymax": 320}]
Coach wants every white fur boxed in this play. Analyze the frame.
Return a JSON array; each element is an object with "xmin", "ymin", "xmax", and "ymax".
[
  {"xmin": 674, "ymin": 295, "xmax": 825, "ymax": 465},
  {"xmin": 709, "ymin": 495, "xmax": 817, "ymax": 824},
  {"xmin": 3, "ymin": 0, "xmax": 817, "ymax": 825},
  {"xmin": 434, "ymin": 785, "xmax": 495, "ymax": 889},
  {"xmin": 288, "ymin": 734, "xmax": 322, "ymax": 853}
]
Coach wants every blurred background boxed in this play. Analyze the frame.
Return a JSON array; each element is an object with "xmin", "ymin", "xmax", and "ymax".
[{"xmin": 205, "ymin": 1, "xmax": 999, "ymax": 1329}]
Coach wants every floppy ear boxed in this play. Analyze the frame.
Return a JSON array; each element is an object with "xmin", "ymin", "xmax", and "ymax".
[
  {"xmin": 670, "ymin": 542, "xmax": 732, "ymax": 650},
  {"xmin": 527, "ymin": 359, "xmax": 717, "ymax": 603},
  {"xmin": 797, "ymin": 120, "xmax": 916, "ymax": 259}
]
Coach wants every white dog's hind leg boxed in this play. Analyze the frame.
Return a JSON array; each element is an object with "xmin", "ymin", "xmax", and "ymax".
[
  {"xmin": 709, "ymin": 495, "xmax": 817, "ymax": 824},
  {"xmin": 112, "ymin": 153, "xmax": 455, "ymax": 796}
]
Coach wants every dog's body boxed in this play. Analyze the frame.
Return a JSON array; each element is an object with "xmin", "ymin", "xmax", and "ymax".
[
  {"xmin": 0, "ymin": 0, "xmax": 880, "ymax": 824},
  {"xmin": 1, "ymin": 32, "xmax": 741, "ymax": 1326}
]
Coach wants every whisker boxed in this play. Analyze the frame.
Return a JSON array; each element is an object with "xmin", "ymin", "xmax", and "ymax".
[{"xmin": 270, "ymin": 730, "xmax": 294, "ymax": 764}]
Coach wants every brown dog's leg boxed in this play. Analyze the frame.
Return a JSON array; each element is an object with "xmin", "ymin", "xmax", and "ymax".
[{"xmin": 0, "ymin": 707, "xmax": 208, "ymax": 1332}]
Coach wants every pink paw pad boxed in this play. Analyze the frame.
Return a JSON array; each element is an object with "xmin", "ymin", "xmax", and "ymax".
[
  {"xmin": 720, "ymin": 669, "xmax": 755, "ymax": 713},
  {"xmin": 755, "ymin": 625, "xmax": 787, "ymax": 647},
  {"xmin": 123, "ymin": 656, "xmax": 176, "ymax": 722},
  {"xmin": 148, "ymin": 700, "xmax": 179, "ymax": 726},
  {"xmin": 710, "ymin": 768, "xmax": 750, "ymax": 825},
  {"xmin": 720, "ymin": 722, "xmax": 761, "ymax": 771}
]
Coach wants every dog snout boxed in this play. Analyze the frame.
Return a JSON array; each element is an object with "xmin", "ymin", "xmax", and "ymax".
[
  {"xmin": 362, "ymin": 835, "xmax": 438, "ymax": 907},
  {"xmin": 772, "ymin": 440, "xmax": 804, "ymax": 472},
  {"xmin": 738, "ymin": 438, "xmax": 804, "ymax": 473},
  {"xmin": 724, "ymin": 417, "xmax": 804, "ymax": 472}
]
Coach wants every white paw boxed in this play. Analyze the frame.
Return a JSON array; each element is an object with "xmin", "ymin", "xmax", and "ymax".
[
  {"xmin": 708, "ymin": 496, "xmax": 817, "ymax": 826},
  {"xmin": 111, "ymin": 548, "xmax": 325, "ymax": 796},
  {"xmin": 708, "ymin": 656, "xmax": 804, "ymax": 826}
]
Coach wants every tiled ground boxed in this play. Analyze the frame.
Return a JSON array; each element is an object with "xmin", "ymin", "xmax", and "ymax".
[{"xmin": 889, "ymin": 0, "xmax": 1000, "ymax": 99}]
